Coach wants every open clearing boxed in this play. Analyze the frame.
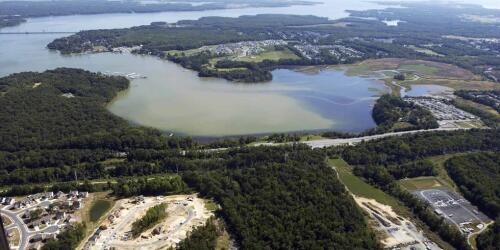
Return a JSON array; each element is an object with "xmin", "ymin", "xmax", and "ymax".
[
  {"xmin": 86, "ymin": 195, "xmax": 213, "ymax": 250},
  {"xmin": 329, "ymin": 159, "xmax": 401, "ymax": 209},
  {"xmin": 354, "ymin": 196, "xmax": 442, "ymax": 250},
  {"xmin": 399, "ymin": 177, "xmax": 447, "ymax": 192},
  {"xmin": 235, "ymin": 48, "xmax": 300, "ymax": 62},
  {"xmin": 340, "ymin": 58, "xmax": 500, "ymax": 92},
  {"xmin": 330, "ymin": 158, "xmax": 458, "ymax": 249},
  {"xmin": 454, "ymin": 97, "xmax": 500, "ymax": 117}
]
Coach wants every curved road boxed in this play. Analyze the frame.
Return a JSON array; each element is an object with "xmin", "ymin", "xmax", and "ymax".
[{"xmin": 1, "ymin": 201, "xmax": 59, "ymax": 250}]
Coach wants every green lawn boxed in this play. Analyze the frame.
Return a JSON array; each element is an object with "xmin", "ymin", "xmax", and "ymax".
[
  {"xmin": 399, "ymin": 177, "xmax": 446, "ymax": 192},
  {"xmin": 399, "ymin": 64, "xmax": 439, "ymax": 75},
  {"xmin": 204, "ymin": 199, "xmax": 219, "ymax": 211},
  {"xmin": 236, "ymin": 48, "xmax": 300, "ymax": 63},
  {"xmin": 328, "ymin": 158, "xmax": 400, "ymax": 208},
  {"xmin": 89, "ymin": 199, "xmax": 112, "ymax": 222}
]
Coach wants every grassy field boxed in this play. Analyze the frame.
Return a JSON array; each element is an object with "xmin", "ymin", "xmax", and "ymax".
[
  {"xmin": 399, "ymin": 154, "xmax": 465, "ymax": 193},
  {"xmin": 399, "ymin": 64, "xmax": 440, "ymax": 75},
  {"xmin": 328, "ymin": 158, "xmax": 401, "ymax": 208},
  {"xmin": 408, "ymin": 45, "xmax": 444, "ymax": 57},
  {"xmin": 454, "ymin": 97, "xmax": 500, "ymax": 117},
  {"xmin": 204, "ymin": 199, "xmax": 219, "ymax": 211},
  {"xmin": 399, "ymin": 177, "xmax": 447, "ymax": 192},
  {"xmin": 236, "ymin": 48, "xmax": 300, "ymax": 63},
  {"xmin": 341, "ymin": 58, "xmax": 500, "ymax": 93}
]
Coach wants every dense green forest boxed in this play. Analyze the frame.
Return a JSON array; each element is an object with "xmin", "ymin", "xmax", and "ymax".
[
  {"xmin": 183, "ymin": 146, "xmax": 381, "ymax": 250},
  {"xmin": 342, "ymin": 129, "xmax": 500, "ymax": 165},
  {"xmin": 0, "ymin": 68, "xmax": 126, "ymax": 151},
  {"xmin": 112, "ymin": 176, "xmax": 189, "ymax": 197},
  {"xmin": 371, "ymin": 94, "xmax": 438, "ymax": 132},
  {"xmin": 131, "ymin": 203, "xmax": 168, "ymax": 238},
  {"xmin": 445, "ymin": 152, "xmax": 500, "ymax": 219},
  {"xmin": 171, "ymin": 217, "xmax": 223, "ymax": 250}
]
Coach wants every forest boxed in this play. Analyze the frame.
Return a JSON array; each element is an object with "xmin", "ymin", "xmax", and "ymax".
[
  {"xmin": 183, "ymin": 146, "xmax": 381, "ymax": 250},
  {"xmin": 445, "ymin": 152, "xmax": 500, "ymax": 219},
  {"xmin": 342, "ymin": 129, "xmax": 500, "ymax": 165},
  {"xmin": 371, "ymin": 94, "xmax": 438, "ymax": 132}
]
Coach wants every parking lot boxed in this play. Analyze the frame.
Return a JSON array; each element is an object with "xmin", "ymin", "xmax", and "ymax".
[{"xmin": 413, "ymin": 188, "xmax": 491, "ymax": 235}]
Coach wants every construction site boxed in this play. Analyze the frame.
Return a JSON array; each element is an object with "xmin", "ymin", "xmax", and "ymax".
[
  {"xmin": 354, "ymin": 196, "xmax": 442, "ymax": 250},
  {"xmin": 84, "ymin": 195, "xmax": 214, "ymax": 250}
]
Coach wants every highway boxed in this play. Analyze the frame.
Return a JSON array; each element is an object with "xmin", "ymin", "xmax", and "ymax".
[{"xmin": 253, "ymin": 127, "xmax": 465, "ymax": 149}]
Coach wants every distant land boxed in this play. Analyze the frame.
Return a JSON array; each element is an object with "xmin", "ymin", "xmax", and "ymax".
[
  {"xmin": 48, "ymin": 2, "xmax": 500, "ymax": 83},
  {"xmin": 0, "ymin": 0, "xmax": 319, "ymax": 28}
]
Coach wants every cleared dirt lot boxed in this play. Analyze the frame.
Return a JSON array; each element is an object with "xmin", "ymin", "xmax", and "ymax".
[
  {"xmin": 87, "ymin": 195, "xmax": 213, "ymax": 250},
  {"xmin": 354, "ymin": 196, "xmax": 442, "ymax": 250}
]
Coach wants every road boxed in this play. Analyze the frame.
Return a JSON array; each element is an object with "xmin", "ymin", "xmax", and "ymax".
[
  {"xmin": 1, "ymin": 200, "xmax": 59, "ymax": 250},
  {"xmin": 253, "ymin": 127, "xmax": 464, "ymax": 149}
]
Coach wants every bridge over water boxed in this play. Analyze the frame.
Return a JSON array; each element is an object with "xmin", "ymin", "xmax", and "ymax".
[{"xmin": 0, "ymin": 31, "xmax": 77, "ymax": 35}]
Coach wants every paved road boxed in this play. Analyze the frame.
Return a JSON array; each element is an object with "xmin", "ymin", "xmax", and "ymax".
[
  {"xmin": 1, "ymin": 209, "xmax": 30, "ymax": 250},
  {"xmin": 253, "ymin": 127, "xmax": 464, "ymax": 149},
  {"xmin": 1, "ymin": 200, "xmax": 59, "ymax": 250}
]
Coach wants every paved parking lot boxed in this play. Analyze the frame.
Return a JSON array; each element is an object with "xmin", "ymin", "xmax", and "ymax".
[{"xmin": 413, "ymin": 188, "xmax": 491, "ymax": 234}]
